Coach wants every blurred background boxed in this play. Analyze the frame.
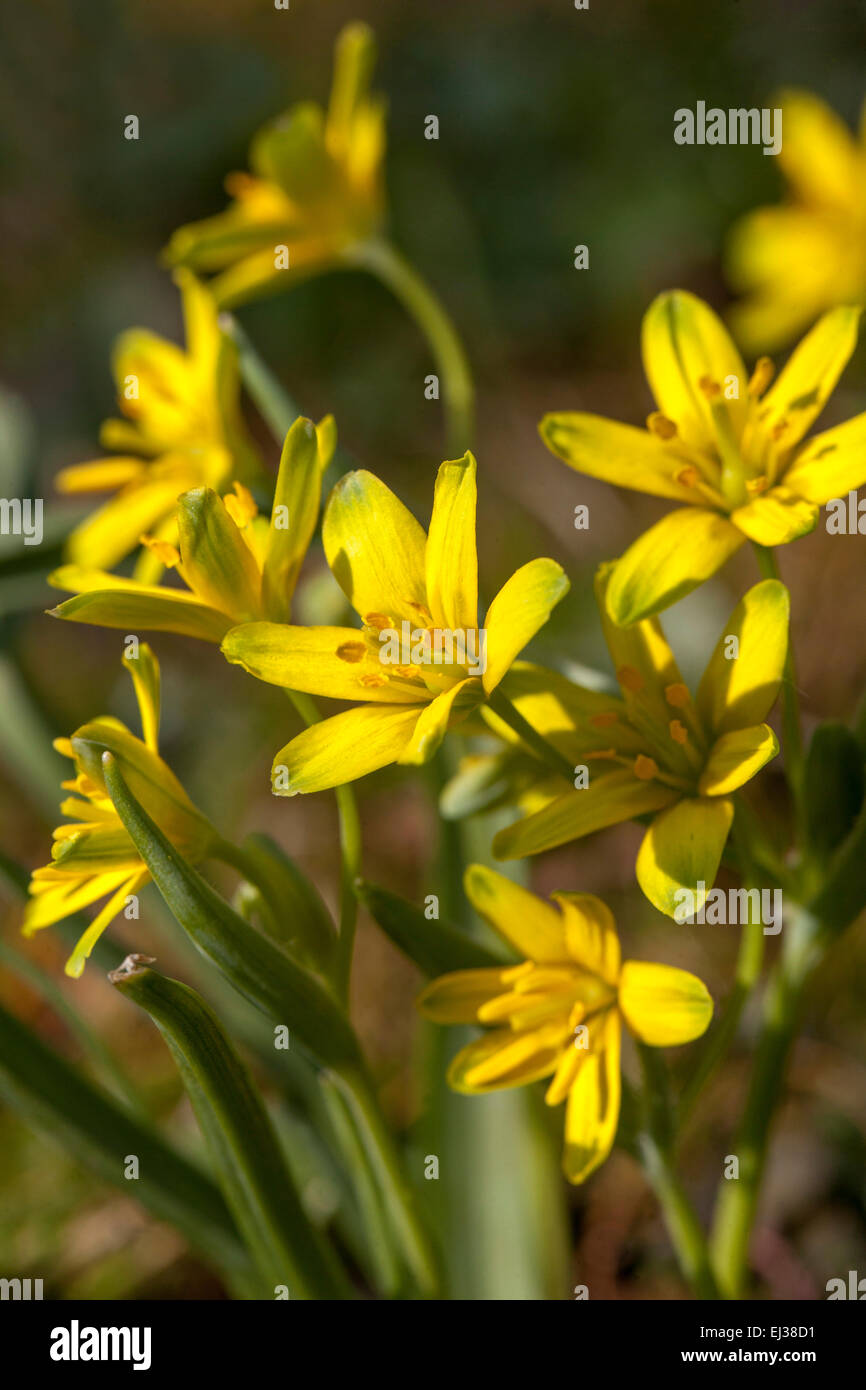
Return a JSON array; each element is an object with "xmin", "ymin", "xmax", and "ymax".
[{"xmin": 1, "ymin": 0, "xmax": 866, "ymax": 1299}]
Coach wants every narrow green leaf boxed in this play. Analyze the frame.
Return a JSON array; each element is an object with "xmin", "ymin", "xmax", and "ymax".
[
  {"xmin": 101, "ymin": 752, "xmax": 361, "ymax": 1071},
  {"xmin": 237, "ymin": 832, "xmax": 336, "ymax": 972},
  {"xmin": 356, "ymin": 880, "xmax": 510, "ymax": 976},
  {"xmin": 804, "ymin": 721, "xmax": 865, "ymax": 859},
  {"xmin": 0, "ymin": 996, "xmax": 251, "ymax": 1282},
  {"xmin": 111, "ymin": 958, "xmax": 351, "ymax": 1299}
]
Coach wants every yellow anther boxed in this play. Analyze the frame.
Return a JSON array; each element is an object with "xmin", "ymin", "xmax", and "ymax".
[
  {"xmin": 747, "ymin": 356, "xmax": 775, "ymax": 398},
  {"xmin": 585, "ymin": 747, "xmax": 617, "ymax": 762},
  {"xmin": 664, "ymin": 682, "xmax": 690, "ymax": 709},
  {"xmin": 698, "ymin": 375, "xmax": 721, "ymax": 399},
  {"xmin": 359, "ymin": 672, "xmax": 388, "ymax": 688},
  {"xmin": 140, "ymin": 534, "xmax": 180, "ymax": 568},
  {"xmin": 634, "ymin": 754, "xmax": 659, "ymax": 781},
  {"xmin": 590, "ymin": 711, "xmax": 619, "ymax": 728},
  {"xmin": 336, "ymin": 641, "xmax": 366, "ymax": 663},
  {"xmin": 224, "ymin": 481, "xmax": 258, "ymax": 528},
  {"xmin": 647, "ymin": 411, "xmax": 678, "ymax": 440},
  {"xmin": 669, "ymin": 719, "xmax": 688, "ymax": 745},
  {"xmin": 771, "ymin": 419, "xmax": 789, "ymax": 441},
  {"xmin": 745, "ymin": 475, "xmax": 769, "ymax": 495},
  {"xmin": 364, "ymin": 611, "xmax": 392, "ymax": 631},
  {"xmin": 617, "ymin": 665, "xmax": 644, "ymax": 693},
  {"xmin": 675, "ymin": 465, "xmax": 700, "ymax": 487}
]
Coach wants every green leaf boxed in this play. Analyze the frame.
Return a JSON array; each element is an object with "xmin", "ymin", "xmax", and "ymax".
[
  {"xmin": 804, "ymin": 721, "xmax": 865, "ymax": 860},
  {"xmin": 237, "ymin": 832, "xmax": 336, "ymax": 973},
  {"xmin": 101, "ymin": 752, "xmax": 361, "ymax": 1071},
  {"xmin": 111, "ymin": 958, "xmax": 350, "ymax": 1299},
  {"xmin": 0, "ymin": 996, "xmax": 252, "ymax": 1284},
  {"xmin": 356, "ymin": 880, "xmax": 509, "ymax": 976}
]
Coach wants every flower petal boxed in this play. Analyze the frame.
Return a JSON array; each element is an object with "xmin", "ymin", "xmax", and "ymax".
[
  {"xmin": 759, "ymin": 305, "xmax": 861, "ymax": 448},
  {"xmin": 271, "ymin": 703, "xmax": 422, "ymax": 794},
  {"xmin": 554, "ymin": 893, "xmax": 620, "ymax": 985},
  {"xmin": 730, "ymin": 486, "xmax": 818, "ymax": 545},
  {"xmin": 482, "ymin": 558, "xmax": 570, "ymax": 693},
  {"xmin": 605, "ymin": 507, "xmax": 744, "ymax": 626},
  {"xmin": 696, "ymin": 579, "xmax": 789, "ymax": 736},
  {"xmin": 698, "ymin": 724, "xmax": 779, "ymax": 796},
  {"xmin": 64, "ymin": 475, "xmax": 194, "ymax": 571},
  {"xmin": 322, "ymin": 470, "xmax": 428, "ymax": 624},
  {"xmin": 398, "ymin": 678, "xmax": 478, "ymax": 764},
  {"xmin": 221, "ymin": 622, "xmax": 428, "ymax": 702},
  {"xmin": 562, "ymin": 1009, "xmax": 621, "ymax": 1184},
  {"xmin": 64, "ymin": 869, "xmax": 150, "ymax": 980},
  {"xmin": 493, "ymin": 767, "xmax": 679, "ymax": 860},
  {"xmin": 641, "ymin": 291, "xmax": 748, "ymax": 452},
  {"xmin": 463, "ymin": 863, "xmax": 568, "ymax": 963},
  {"xmin": 539, "ymin": 412, "xmax": 703, "ymax": 502},
  {"xmin": 775, "ymin": 88, "xmax": 864, "ymax": 212},
  {"xmin": 425, "ymin": 453, "xmax": 478, "ymax": 632},
  {"xmin": 636, "ymin": 796, "xmax": 734, "ymax": 918},
  {"xmin": 49, "ymin": 583, "xmax": 232, "ymax": 644},
  {"xmin": 784, "ymin": 412, "xmax": 866, "ymax": 505},
  {"xmin": 177, "ymin": 487, "xmax": 262, "ymax": 621},
  {"xmin": 448, "ymin": 1023, "xmax": 567, "ymax": 1094},
  {"xmin": 261, "ymin": 416, "xmax": 323, "ymax": 622},
  {"xmin": 123, "ymin": 642, "xmax": 161, "ymax": 752},
  {"xmin": 618, "ymin": 961, "xmax": 713, "ymax": 1046},
  {"xmin": 54, "ymin": 458, "xmax": 146, "ymax": 494},
  {"xmin": 416, "ymin": 967, "xmax": 513, "ymax": 1024}
]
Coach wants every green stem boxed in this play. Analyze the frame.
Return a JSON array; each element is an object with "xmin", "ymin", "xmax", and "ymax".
[
  {"xmin": 678, "ymin": 813, "xmax": 767, "ymax": 1124},
  {"xmin": 486, "ymin": 687, "xmax": 575, "ymax": 784},
  {"xmin": 752, "ymin": 544, "xmax": 805, "ymax": 831},
  {"xmin": 709, "ymin": 906, "xmax": 823, "ymax": 1297},
  {"xmin": 637, "ymin": 1045, "xmax": 720, "ymax": 1299},
  {"xmin": 333, "ymin": 1063, "xmax": 440, "ymax": 1298},
  {"xmin": 282, "ymin": 689, "xmax": 361, "ymax": 1002},
  {"xmin": 345, "ymin": 238, "xmax": 475, "ymax": 455},
  {"xmin": 222, "ymin": 314, "xmax": 301, "ymax": 441}
]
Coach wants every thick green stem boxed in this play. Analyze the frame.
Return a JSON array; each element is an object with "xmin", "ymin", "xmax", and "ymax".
[
  {"xmin": 486, "ymin": 687, "xmax": 575, "ymax": 784},
  {"xmin": 345, "ymin": 238, "xmax": 475, "ymax": 455},
  {"xmin": 637, "ymin": 1045, "xmax": 720, "ymax": 1299},
  {"xmin": 709, "ymin": 907, "xmax": 823, "ymax": 1297}
]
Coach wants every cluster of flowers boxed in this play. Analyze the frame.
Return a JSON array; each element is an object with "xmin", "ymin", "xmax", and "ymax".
[{"xmin": 27, "ymin": 28, "xmax": 866, "ymax": 1186}]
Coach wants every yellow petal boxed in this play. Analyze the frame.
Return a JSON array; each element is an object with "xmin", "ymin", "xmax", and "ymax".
[
  {"xmin": 261, "ymin": 416, "xmax": 323, "ymax": 623},
  {"xmin": 425, "ymin": 453, "xmax": 478, "ymax": 632},
  {"xmin": 642, "ymin": 290, "xmax": 748, "ymax": 452},
  {"xmin": 177, "ymin": 487, "xmax": 262, "ymax": 621},
  {"xmin": 64, "ymin": 869, "xmax": 150, "ymax": 980},
  {"xmin": 416, "ymin": 967, "xmax": 513, "ymax": 1024},
  {"xmin": 482, "ymin": 558, "xmax": 569, "ymax": 693},
  {"xmin": 64, "ymin": 476, "xmax": 192, "ymax": 571},
  {"xmin": 323, "ymin": 470, "xmax": 428, "ymax": 624},
  {"xmin": 776, "ymin": 88, "xmax": 864, "ymax": 212},
  {"xmin": 540, "ymin": 412, "xmax": 703, "ymax": 502},
  {"xmin": 54, "ymin": 458, "xmax": 146, "ymax": 494},
  {"xmin": 618, "ymin": 960, "xmax": 713, "ymax": 1046},
  {"xmin": 605, "ymin": 507, "xmax": 744, "ymax": 626},
  {"xmin": 463, "ymin": 863, "xmax": 568, "ymax": 963},
  {"xmin": 696, "ymin": 579, "xmax": 789, "ymax": 736},
  {"xmin": 553, "ymin": 893, "xmax": 620, "ymax": 984},
  {"xmin": 222, "ymin": 622, "xmax": 428, "ymax": 702},
  {"xmin": 698, "ymin": 724, "xmax": 779, "ymax": 796},
  {"xmin": 783, "ymin": 412, "xmax": 866, "ymax": 505},
  {"xmin": 635, "ymin": 796, "xmax": 734, "ymax": 918},
  {"xmin": 562, "ymin": 1008, "xmax": 621, "ymax": 1184},
  {"xmin": 326, "ymin": 22, "xmax": 377, "ymax": 158},
  {"xmin": 398, "ymin": 678, "xmax": 478, "ymax": 764},
  {"xmin": 23, "ymin": 870, "xmax": 131, "ymax": 935},
  {"xmin": 270, "ymin": 703, "xmax": 422, "ymax": 794},
  {"xmin": 493, "ymin": 767, "xmax": 678, "ymax": 860},
  {"xmin": 49, "ymin": 583, "xmax": 232, "ymax": 645},
  {"xmin": 730, "ymin": 486, "xmax": 818, "ymax": 545},
  {"xmin": 725, "ymin": 208, "xmax": 843, "ymax": 354},
  {"xmin": 123, "ymin": 642, "xmax": 161, "ymax": 752},
  {"xmin": 759, "ymin": 305, "xmax": 861, "ymax": 449},
  {"xmin": 448, "ymin": 1023, "xmax": 567, "ymax": 1094}
]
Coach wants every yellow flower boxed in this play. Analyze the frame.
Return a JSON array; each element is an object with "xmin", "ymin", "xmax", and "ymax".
[
  {"xmin": 163, "ymin": 24, "xmax": 385, "ymax": 309},
  {"xmin": 726, "ymin": 90, "xmax": 866, "ymax": 353},
  {"xmin": 221, "ymin": 453, "xmax": 569, "ymax": 792},
  {"xmin": 541, "ymin": 289, "xmax": 864, "ymax": 625},
  {"xmin": 23, "ymin": 646, "xmax": 216, "ymax": 978},
  {"xmin": 55, "ymin": 271, "xmax": 261, "ymax": 571},
  {"xmin": 492, "ymin": 569, "xmax": 788, "ymax": 919},
  {"xmin": 47, "ymin": 416, "xmax": 335, "ymax": 641},
  {"xmin": 418, "ymin": 865, "xmax": 713, "ymax": 1184}
]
